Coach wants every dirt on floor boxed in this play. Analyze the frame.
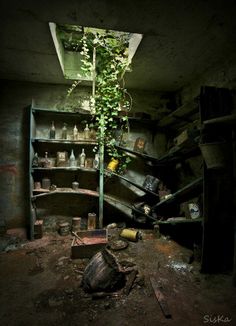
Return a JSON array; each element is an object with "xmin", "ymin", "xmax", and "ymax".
[{"xmin": 0, "ymin": 228, "xmax": 235, "ymax": 326}]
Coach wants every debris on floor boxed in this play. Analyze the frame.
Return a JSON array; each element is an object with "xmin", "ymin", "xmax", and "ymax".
[{"xmin": 0, "ymin": 228, "xmax": 235, "ymax": 326}]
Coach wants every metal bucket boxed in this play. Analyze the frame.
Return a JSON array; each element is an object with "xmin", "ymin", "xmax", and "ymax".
[{"xmin": 199, "ymin": 141, "xmax": 229, "ymax": 169}]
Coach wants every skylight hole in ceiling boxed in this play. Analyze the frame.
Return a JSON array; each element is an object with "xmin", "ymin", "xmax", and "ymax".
[{"xmin": 49, "ymin": 22, "xmax": 143, "ymax": 82}]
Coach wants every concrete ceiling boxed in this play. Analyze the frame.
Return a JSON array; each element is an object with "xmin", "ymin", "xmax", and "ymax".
[{"xmin": 0, "ymin": 0, "xmax": 236, "ymax": 91}]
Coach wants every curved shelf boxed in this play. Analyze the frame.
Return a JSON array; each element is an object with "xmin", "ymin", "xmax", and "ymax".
[
  {"xmin": 32, "ymin": 187, "xmax": 99, "ymax": 199},
  {"xmin": 32, "ymin": 138, "xmax": 97, "ymax": 145},
  {"xmin": 151, "ymin": 177, "xmax": 203, "ymax": 210},
  {"xmin": 116, "ymin": 142, "xmax": 200, "ymax": 165},
  {"xmin": 31, "ymin": 167, "xmax": 97, "ymax": 172},
  {"xmin": 157, "ymin": 100, "xmax": 199, "ymax": 128},
  {"xmin": 105, "ymin": 170, "xmax": 159, "ymax": 197},
  {"xmin": 115, "ymin": 145, "xmax": 159, "ymax": 161},
  {"xmin": 156, "ymin": 217, "xmax": 203, "ymax": 225}
]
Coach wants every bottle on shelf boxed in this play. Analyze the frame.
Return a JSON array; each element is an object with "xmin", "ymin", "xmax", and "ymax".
[
  {"xmin": 61, "ymin": 123, "xmax": 67, "ymax": 139},
  {"xmin": 32, "ymin": 152, "xmax": 39, "ymax": 167},
  {"xmin": 69, "ymin": 149, "xmax": 76, "ymax": 167},
  {"xmin": 79, "ymin": 148, "xmax": 86, "ymax": 167},
  {"xmin": 44, "ymin": 151, "xmax": 51, "ymax": 168},
  {"xmin": 84, "ymin": 124, "xmax": 90, "ymax": 139},
  {"xmin": 72, "ymin": 175, "xmax": 79, "ymax": 190},
  {"xmin": 93, "ymin": 153, "xmax": 99, "ymax": 169},
  {"xmin": 49, "ymin": 121, "xmax": 56, "ymax": 139},
  {"xmin": 73, "ymin": 124, "xmax": 78, "ymax": 140}
]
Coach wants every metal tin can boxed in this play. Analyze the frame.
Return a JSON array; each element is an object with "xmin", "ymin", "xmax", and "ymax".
[
  {"xmin": 107, "ymin": 158, "xmax": 119, "ymax": 171},
  {"xmin": 59, "ymin": 222, "xmax": 70, "ymax": 236},
  {"xmin": 42, "ymin": 178, "xmax": 51, "ymax": 190},
  {"xmin": 72, "ymin": 217, "xmax": 81, "ymax": 232},
  {"xmin": 87, "ymin": 213, "xmax": 96, "ymax": 230},
  {"xmin": 120, "ymin": 228, "xmax": 140, "ymax": 242},
  {"xmin": 72, "ymin": 181, "xmax": 79, "ymax": 190}
]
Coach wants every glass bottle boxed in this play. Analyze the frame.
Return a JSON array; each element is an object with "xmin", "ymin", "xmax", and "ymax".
[
  {"xmin": 72, "ymin": 175, "xmax": 79, "ymax": 190},
  {"xmin": 32, "ymin": 152, "xmax": 39, "ymax": 167},
  {"xmin": 79, "ymin": 148, "xmax": 86, "ymax": 167},
  {"xmin": 44, "ymin": 151, "xmax": 51, "ymax": 168},
  {"xmin": 49, "ymin": 121, "xmax": 56, "ymax": 139},
  {"xmin": 93, "ymin": 153, "xmax": 99, "ymax": 169},
  {"xmin": 84, "ymin": 124, "xmax": 90, "ymax": 139},
  {"xmin": 73, "ymin": 124, "xmax": 78, "ymax": 140},
  {"xmin": 69, "ymin": 149, "xmax": 76, "ymax": 167},
  {"xmin": 61, "ymin": 123, "xmax": 67, "ymax": 139}
]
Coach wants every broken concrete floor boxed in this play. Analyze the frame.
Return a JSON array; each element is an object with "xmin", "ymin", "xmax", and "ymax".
[{"xmin": 0, "ymin": 229, "xmax": 235, "ymax": 326}]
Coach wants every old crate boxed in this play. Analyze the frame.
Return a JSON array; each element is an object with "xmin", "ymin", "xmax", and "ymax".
[{"xmin": 71, "ymin": 229, "xmax": 108, "ymax": 259}]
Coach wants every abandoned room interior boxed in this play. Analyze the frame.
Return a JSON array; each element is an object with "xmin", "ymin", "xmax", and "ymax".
[{"xmin": 1, "ymin": 1, "xmax": 236, "ymax": 325}]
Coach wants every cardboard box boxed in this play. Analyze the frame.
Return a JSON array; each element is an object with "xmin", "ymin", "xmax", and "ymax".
[{"xmin": 71, "ymin": 229, "xmax": 108, "ymax": 259}]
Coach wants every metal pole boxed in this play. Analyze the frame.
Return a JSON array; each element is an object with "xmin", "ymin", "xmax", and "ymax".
[
  {"xmin": 99, "ymin": 116, "xmax": 104, "ymax": 228},
  {"xmin": 92, "ymin": 46, "xmax": 104, "ymax": 228}
]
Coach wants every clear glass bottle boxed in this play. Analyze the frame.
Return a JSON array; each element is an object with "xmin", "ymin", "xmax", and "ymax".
[
  {"xmin": 73, "ymin": 124, "xmax": 78, "ymax": 140},
  {"xmin": 79, "ymin": 148, "xmax": 86, "ymax": 167},
  {"xmin": 93, "ymin": 153, "xmax": 99, "ymax": 169},
  {"xmin": 49, "ymin": 121, "xmax": 56, "ymax": 139},
  {"xmin": 69, "ymin": 149, "xmax": 76, "ymax": 167},
  {"xmin": 44, "ymin": 151, "xmax": 51, "ymax": 168},
  {"xmin": 84, "ymin": 124, "xmax": 90, "ymax": 139},
  {"xmin": 32, "ymin": 152, "xmax": 39, "ymax": 167},
  {"xmin": 61, "ymin": 123, "xmax": 67, "ymax": 139}
]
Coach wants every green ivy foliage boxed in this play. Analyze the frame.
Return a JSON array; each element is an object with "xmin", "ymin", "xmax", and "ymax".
[{"xmin": 67, "ymin": 29, "xmax": 132, "ymax": 174}]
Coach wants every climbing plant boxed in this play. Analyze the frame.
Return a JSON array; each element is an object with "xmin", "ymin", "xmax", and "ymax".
[{"xmin": 64, "ymin": 27, "xmax": 132, "ymax": 174}]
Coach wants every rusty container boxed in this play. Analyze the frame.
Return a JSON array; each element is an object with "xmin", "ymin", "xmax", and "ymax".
[
  {"xmin": 87, "ymin": 213, "xmax": 97, "ymax": 230},
  {"xmin": 72, "ymin": 217, "xmax": 81, "ymax": 232},
  {"xmin": 59, "ymin": 222, "xmax": 70, "ymax": 236}
]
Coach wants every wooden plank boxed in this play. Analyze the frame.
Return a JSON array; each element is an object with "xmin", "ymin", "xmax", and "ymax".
[
  {"xmin": 123, "ymin": 269, "xmax": 138, "ymax": 295},
  {"xmin": 157, "ymin": 100, "xmax": 198, "ymax": 128},
  {"xmin": 150, "ymin": 277, "xmax": 172, "ymax": 319},
  {"xmin": 105, "ymin": 170, "xmax": 159, "ymax": 197},
  {"xmin": 204, "ymin": 113, "xmax": 236, "ymax": 126},
  {"xmin": 151, "ymin": 177, "xmax": 203, "ymax": 210}
]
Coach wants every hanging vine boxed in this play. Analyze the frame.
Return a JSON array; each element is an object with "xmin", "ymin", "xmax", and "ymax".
[{"xmin": 66, "ymin": 27, "xmax": 132, "ymax": 174}]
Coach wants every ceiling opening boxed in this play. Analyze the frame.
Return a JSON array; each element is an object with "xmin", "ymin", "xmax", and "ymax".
[{"xmin": 49, "ymin": 22, "xmax": 143, "ymax": 82}]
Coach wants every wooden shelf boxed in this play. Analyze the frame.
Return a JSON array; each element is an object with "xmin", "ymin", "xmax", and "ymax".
[
  {"xmin": 31, "ymin": 167, "xmax": 97, "ymax": 172},
  {"xmin": 116, "ymin": 142, "xmax": 200, "ymax": 165},
  {"xmin": 32, "ymin": 187, "xmax": 99, "ymax": 199},
  {"xmin": 105, "ymin": 170, "xmax": 159, "ymax": 197},
  {"xmin": 151, "ymin": 177, "xmax": 203, "ymax": 210},
  {"xmin": 32, "ymin": 138, "xmax": 97, "ymax": 145},
  {"xmin": 203, "ymin": 113, "xmax": 236, "ymax": 126},
  {"xmin": 157, "ymin": 100, "xmax": 199, "ymax": 128},
  {"xmin": 115, "ymin": 145, "xmax": 159, "ymax": 161},
  {"xmin": 32, "ymin": 108, "xmax": 92, "ymax": 116},
  {"xmin": 156, "ymin": 217, "xmax": 203, "ymax": 225}
]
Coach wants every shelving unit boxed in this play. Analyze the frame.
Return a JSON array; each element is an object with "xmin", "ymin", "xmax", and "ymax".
[
  {"xmin": 105, "ymin": 98, "xmax": 203, "ymax": 227},
  {"xmin": 105, "ymin": 170, "xmax": 159, "ymax": 197},
  {"xmin": 28, "ymin": 106, "xmax": 101, "ymax": 239}
]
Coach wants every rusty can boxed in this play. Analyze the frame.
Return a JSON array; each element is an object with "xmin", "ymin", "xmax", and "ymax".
[
  {"xmin": 120, "ymin": 228, "xmax": 140, "ymax": 242},
  {"xmin": 107, "ymin": 158, "xmax": 119, "ymax": 171},
  {"xmin": 59, "ymin": 222, "xmax": 70, "ymax": 236},
  {"xmin": 87, "ymin": 213, "xmax": 96, "ymax": 230},
  {"xmin": 72, "ymin": 217, "xmax": 81, "ymax": 232}
]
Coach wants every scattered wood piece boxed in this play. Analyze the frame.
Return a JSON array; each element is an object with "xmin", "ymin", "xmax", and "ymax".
[
  {"xmin": 123, "ymin": 269, "xmax": 138, "ymax": 295},
  {"xmin": 72, "ymin": 231, "xmax": 85, "ymax": 244},
  {"xmin": 150, "ymin": 277, "xmax": 172, "ymax": 319},
  {"xmin": 91, "ymin": 292, "xmax": 118, "ymax": 299}
]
